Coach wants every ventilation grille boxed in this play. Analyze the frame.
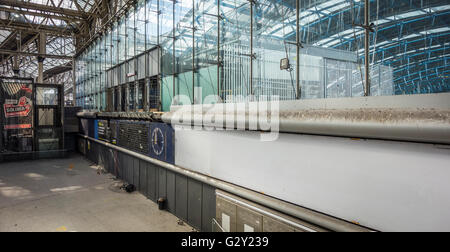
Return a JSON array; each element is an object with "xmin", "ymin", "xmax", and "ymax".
[{"xmin": 118, "ymin": 121, "xmax": 149, "ymax": 155}]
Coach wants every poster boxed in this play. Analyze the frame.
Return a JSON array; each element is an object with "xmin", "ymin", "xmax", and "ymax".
[{"xmin": 0, "ymin": 79, "xmax": 33, "ymax": 152}]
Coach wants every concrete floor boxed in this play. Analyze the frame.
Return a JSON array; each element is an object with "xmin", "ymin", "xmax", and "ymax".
[{"xmin": 0, "ymin": 154, "xmax": 193, "ymax": 232}]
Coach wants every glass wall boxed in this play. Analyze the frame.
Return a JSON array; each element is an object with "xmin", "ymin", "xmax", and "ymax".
[{"xmin": 75, "ymin": 0, "xmax": 450, "ymax": 111}]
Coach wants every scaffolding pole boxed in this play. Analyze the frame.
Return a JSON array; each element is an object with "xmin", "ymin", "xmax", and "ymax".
[
  {"xmin": 296, "ymin": 0, "xmax": 300, "ymax": 99},
  {"xmin": 364, "ymin": 0, "xmax": 370, "ymax": 97}
]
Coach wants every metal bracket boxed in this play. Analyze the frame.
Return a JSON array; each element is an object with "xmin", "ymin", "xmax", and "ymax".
[
  {"xmin": 241, "ymin": 53, "xmax": 256, "ymax": 59},
  {"xmin": 286, "ymin": 41, "xmax": 304, "ymax": 48},
  {"xmin": 353, "ymin": 22, "xmax": 376, "ymax": 33},
  {"xmin": 203, "ymin": 13, "xmax": 224, "ymax": 20}
]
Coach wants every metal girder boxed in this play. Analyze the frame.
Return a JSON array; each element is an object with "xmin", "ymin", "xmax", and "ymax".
[
  {"xmin": 0, "ymin": 31, "xmax": 18, "ymax": 49},
  {"xmin": 0, "ymin": 49, "xmax": 73, "ymax": 60},
  {"xmin": 0, "ymin": 6, "xmax": 85, "ymax": 23},
  {"xmin": 75, "ymin": 0, "xmax": 136, "ymax": 54},
  {"xmin": 0, "ymin": 0, "xmax": 93, "ymax": 19},
  {"xmin": 0, "ymin": 33, "xmax": 39, "ymax": 65},
  {"xmin": 0, "ymin": 19, "xmax": 75, "ymax": 36}
]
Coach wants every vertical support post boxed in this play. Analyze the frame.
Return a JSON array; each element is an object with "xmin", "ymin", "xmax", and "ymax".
[
  {"xmin": 172, "ymin": 0, "xmax": 176, "ymax": 102},
  {"xmin": 249, "ymin": 0, "xmax": 254, "ymax": 97},
  {"xmin": 116, "ymin": 86, "xmax": 119, "ymax": 112},
  {"xmin": 13, "ymin": 32, "xmax": 20, "ymax": 77},
  {"xmin": 217, "ymin": 0, "xmax": 221, "ymax": 100},
  {"xmin": 145, "ymin": 77, "xmax": 149, "ymax": 111},
  {"xmin": 157, "ymin": 0, "xmax": 162, "ymax": 111},
  {"xmin": 118, "ymin": 84, "xmax": 122, "ymax": 112},
  {"xmin": 296, "ymin": 0, "xmax": 300, "ymax": 99},
  {"xmin": 126, "ymin": 84, "xmax": 129, "ymax": 112},
  {"xmin": 72, "ymin": 58, "xmax": 76, "ymax": 106},
  {"xmin": 364, "ymin": 0, "xmax": 370, "ymax": 97},
  {"xmin": 60, "ymin": 84, "xmax": 65, "ymax": 150},
  {"xmin": 13, "ymin": 56, "xmax": 19, "ymax": 77},
  {"xmin": 192, "ymin": 0, "xmax": 195, "ymax": 105},
  {"xmin": 37, "ymin": 32, "xmax": 46, "ymax": 83}
]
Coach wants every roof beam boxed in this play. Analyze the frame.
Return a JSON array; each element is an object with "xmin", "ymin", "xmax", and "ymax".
[
  {"xmin": 0, "ymin": 31, "xmax": 17, "ymax": 49},
  {"xmin": 0, "ymin": 6, "xmax": 85, "ymax": 23},
  {"xmin": 0, "ymin": 0, "xmax": 94, "ymax": 19},
  {"xmin": 0, "ymin": 19, "xmax": 75, "ymax": 36},
  {"xmin": 0, "ymin": 49, "xmax": 73, "ymax": 60},
  {"xmin": 0, "ymin": 33, "xmax": 39, "ymax": 66}
]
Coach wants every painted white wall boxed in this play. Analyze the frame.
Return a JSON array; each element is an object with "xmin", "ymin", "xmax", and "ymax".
[{"xmin": 175, "ymin": 129, "xmax": 450, "ymax": 231}]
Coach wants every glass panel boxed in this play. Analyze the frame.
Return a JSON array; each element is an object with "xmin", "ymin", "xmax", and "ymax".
[
  {"xmin": 174, "ymin": 0, "xmax": 194, "ymax": 105},
  {"xmin": 146, "ymin": 0, "xmax": 159, "ymax": 48},
  {"xmin": 136, "ymin": 1, "xmax": 146, "ymax": 54},
  {"xmin": 253, "ymin": 0, "xmax": 297, "ymax": 101},
  {"xmin": 221, "ymin": 0, "xmax": 251, "ymax": 101},
  {"xmin": 300, "ymin": 55, "xmax": 324, "ymax": 99},
  {"xmin": 37, "ymin": 128, "xmax": 61, "ymax": 151},
  {"xmin": 160, "ymin": 0, "xmax": 175, "ymax": 76},
  {"xmin": 36, "ymin": 87, "xmax": 58, "ymax": 105},
  {"xmin": 118, "ymin": 17, "xmax": 127, "ymax": 63},
  {"xmin": 127, "ymin": 9, "xmax": 136, "ymax": 60},
  {"xmin": 194, "ymin": 0, "xmax": 219, "ymax": 104},
  {"xmin": 111, "ymin": 23, "xmax": 118, "ymax": 66}
]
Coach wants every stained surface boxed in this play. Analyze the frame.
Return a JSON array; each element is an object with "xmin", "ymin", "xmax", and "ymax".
[{"xmin": 0, "ymin": 154, "xmax": 192, "ymax": 232}]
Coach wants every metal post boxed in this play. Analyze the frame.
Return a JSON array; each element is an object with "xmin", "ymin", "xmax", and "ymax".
[
  {"xmin": 37, "ymin": 32, "xmax": 46, "ymax": 83},
  {"xmin": 172, "ymin": 0, "xmax": 176, "ymax": 101},
  {"xmin": 296, "ymin": 0, "xmax": 300, "ymax": 99},
  {"xmin": 118, "ymin": 84, "xmax": 122, "ymax": 111},
  {"xmin": 217, "ymin": 0, "xmax": 221, "ymax": 100},
  {"xmin": 364, "ymin": 0, "xmax": 370, "ymax": 96},
  {"xmin": 157, "ymin": 0, "xmax": 161, "ymax": 111},
  {"xmin": 249, "ymin": 0, "xmax": 254, "ymax": 98},
  {"xmin": 126, "ymin": 84, "xmax": 129, "ymax": 112},
  {"xmin": 192, "ymin": 0, "xmax": 195, "ymax": 105},
  {"xmin": 72, "ymin": 58, "xmax": 76, "ymax": 106},
  {"xmin": 13, "ymin": 33, "xmax": 20, "ymax": 76}
]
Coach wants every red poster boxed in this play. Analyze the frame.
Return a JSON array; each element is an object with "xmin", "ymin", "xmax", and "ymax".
[
  {"xmin": 1, "ymin": 82, "xmax": 33, "ymax": 132},
  {"xmin": 4, "ymin": 124, "xmax": 32, "ymax": 130},
  {"xmin": 3, "ymin": 96, "xmax": 32, "ymax": 118}
]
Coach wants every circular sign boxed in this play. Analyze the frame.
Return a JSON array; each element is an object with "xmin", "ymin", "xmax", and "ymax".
[{"xmin": 151, "ymin": 127, "xmax": 165, "ymax": 156}]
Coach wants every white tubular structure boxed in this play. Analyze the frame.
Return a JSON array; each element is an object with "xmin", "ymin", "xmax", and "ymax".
[{"xmin": 162, "ymin": 93, "xmax": 450, "ymax": 144}]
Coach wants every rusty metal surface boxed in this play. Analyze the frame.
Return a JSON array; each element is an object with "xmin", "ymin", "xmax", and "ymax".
[{"xmin": 163, "ymin": 93, "xmax": 450, "ymax": 144}]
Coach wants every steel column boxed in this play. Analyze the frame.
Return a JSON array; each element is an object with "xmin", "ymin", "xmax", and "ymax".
[
  {"xmin": 364, "ymin": 0, "xmax": 370, "ymax": 96},
  {"xmin": 296, "ymin": 0, "xmax": 300, "ymax": 99},
  {"xmin": 250, "ymin": 0, "xmax": 254, "ymax": 97},
  {"xmin": 37, "ymin": 32, "xmax": 46, "ymax": 83},
  {"xmin": 217, "ymin": 0, "xmax": 221, "ymax": 100},
  {"xmin": 192, "ymin": 0, "xmax": 195, "ymax": 105}
]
